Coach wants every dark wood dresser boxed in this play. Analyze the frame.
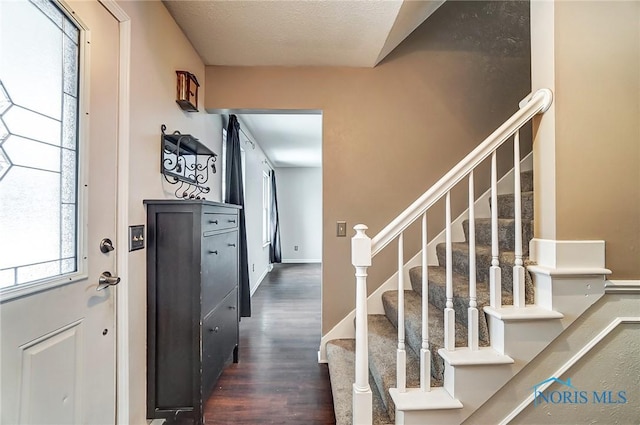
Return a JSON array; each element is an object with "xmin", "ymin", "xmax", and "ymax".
[{"xmin": 144, "ymin": 200, "xmax": 241, "ymax": 424}]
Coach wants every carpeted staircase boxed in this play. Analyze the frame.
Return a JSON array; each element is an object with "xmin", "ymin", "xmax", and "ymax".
[{"xmin": 326, "ymin": 170, "xmax": 535, "ymax": 424}]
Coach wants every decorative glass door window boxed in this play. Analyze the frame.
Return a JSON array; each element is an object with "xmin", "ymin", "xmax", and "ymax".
[{"xmin": 0, "ymin": 0, "xmax": 81, "ymax": 290}]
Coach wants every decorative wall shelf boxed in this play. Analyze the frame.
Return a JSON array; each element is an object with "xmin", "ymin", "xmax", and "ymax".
[{"xmin": 161, "ymin": 124, "xmax": 217, "ymax": 199}]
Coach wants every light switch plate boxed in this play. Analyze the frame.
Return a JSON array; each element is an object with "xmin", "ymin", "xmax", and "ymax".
[
  {"xmin": 337, "ymin": 221, "xmax": 347, "ymax": 237},
  {"xmin": 129, "ymin": 225, "xmax": 145, "ymax": 251}
]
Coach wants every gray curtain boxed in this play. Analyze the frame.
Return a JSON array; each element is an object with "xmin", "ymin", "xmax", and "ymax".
[
  {"xmin": 269, "ymin": 171, "xmax": 281, "ymax": 263},
  {"xmin": 224, "ymin": 115, "xmax": 251, "ymax": 317}
]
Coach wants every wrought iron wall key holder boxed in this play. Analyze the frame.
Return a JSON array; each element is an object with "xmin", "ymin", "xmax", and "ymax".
[{"xmin": 160, "ymin": 124, "xmax": 217, "ymax": 199}]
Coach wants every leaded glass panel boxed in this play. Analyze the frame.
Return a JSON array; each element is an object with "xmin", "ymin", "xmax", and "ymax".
[
  {"xmin": 1, "ymin": 1, "xmax": 62, "ymax": 120},
  {"xmin": 0, "ymin": 0, "xmax": 80, "ymax": 290},
  {"xmin": 3, "ymin": 135, "xmax": 61, "ymax": 172}
]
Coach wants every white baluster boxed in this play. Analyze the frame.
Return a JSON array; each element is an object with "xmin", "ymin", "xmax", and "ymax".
[
  {"xmin": 489, "ymin": 151, "xmax": 502, "ymax": 309},
  {"xmin": 444, "ymin": 192, "xmax": 455, "ymax": 351},
  {"xmin": 468, "ymin": 171, "xmax": 479, "ymax": 351},
  {"xmin": 420, "ymin": 213, "xmax": 431, "ymax": 391},
  {"xmin": 397, "ymin": 233, "xmax": 406, "ymax": 392},
  {"xmin": 352, "ymin": 225, "xmax": 373, "ymax": 425},
  {"xmin": 513, "ymin": 132, "xmax": 525, "ymax": 307}
]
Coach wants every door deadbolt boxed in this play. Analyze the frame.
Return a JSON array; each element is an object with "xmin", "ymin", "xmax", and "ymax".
[{"xmin": 100, "ymin": 238, "xmax": 115, "ymax": 253}]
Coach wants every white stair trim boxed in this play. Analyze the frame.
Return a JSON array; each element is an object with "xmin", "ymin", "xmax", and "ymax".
[
  {"xmin": 604, "ymin": 279, "xmax": 640, "ymax": 293},
  {"xmin": 527, "ymin": 265, "xmax": 611, "ymax": 277},
  {"xmin": 498, "ymin": 316, "xmax": 640, "ymax": 425},
  {"xmin": 483, "ymin": 305, "xmax": 564, "ymax": 321},
  {"xmin": 390, "ymin": 387, "xmax": 463, "ymax": 411},
  {"xmin": 438, "ymin": 347, "xmax": 514, "ymax": 366},
  {"xmin": 529, "ymin": 239, "xmax": 608, "ymax": 270}
]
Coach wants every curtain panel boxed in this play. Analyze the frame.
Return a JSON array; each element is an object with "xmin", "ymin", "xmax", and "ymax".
[{"xmin": 224, "ymin": 115, "xmax": 251, "ymax": 318}]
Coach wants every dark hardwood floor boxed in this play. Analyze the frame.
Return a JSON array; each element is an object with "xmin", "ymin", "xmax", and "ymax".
[{"xmin": 203, "ymin": 263, "xmax": 336, "ymax": 424}]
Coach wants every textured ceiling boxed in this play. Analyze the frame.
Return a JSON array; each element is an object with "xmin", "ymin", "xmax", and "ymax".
[
  {"xmin": 164, "ymin": 0, "xmax": 444, "ymax": 167},
  {"xmin": 163, "ymin": 0, "xmax": 444, "ymax": 67}
]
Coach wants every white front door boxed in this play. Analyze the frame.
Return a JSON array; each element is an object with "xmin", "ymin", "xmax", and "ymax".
[{"xmin": 0, "ymin": 1, "xmax": 120, "ymax": 423}]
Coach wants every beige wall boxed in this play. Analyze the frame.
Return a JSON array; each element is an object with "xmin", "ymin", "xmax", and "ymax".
[
  {"xmin": 555, "ymin": 1, "xmax": 640, "ymax": 278},
  {"xmin": 205, "ymin": 1, "xmax": 531, "ymax": 334},
  {"xmin": 116, "ymin": 1, "xmax": 223, "ymax": 422},
  {"xmin": 532, "ymin": 1, "xmax": 640, "ymax": 278}
]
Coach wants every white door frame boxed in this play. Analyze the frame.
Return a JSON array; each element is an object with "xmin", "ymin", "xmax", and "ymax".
[{"xmin": 96, "ymin": 1, "xmax": 131, "ymax": 423}]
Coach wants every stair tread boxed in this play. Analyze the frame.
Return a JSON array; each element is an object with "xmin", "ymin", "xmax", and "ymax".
[
  {"xmin": 368, "ymin": 314, "xmax": 422, "ymax": 420},
  {"xmin": 382, "ymin": 290, "xmax": 469, "ymax": 351},
  {"xmin": 466, "ymin": 217, "xmax": 532, "ymax": 224},
  {"xmin": 411, "ymin": 265, "xmax": 514, "ymax": 306},
  {"xmin": 495, "ymin": 191, "xmax": 534, "ymax": 220},
  {"xmin": 326, "ymin": 339, "xmax": 393, "ymax": 425}
]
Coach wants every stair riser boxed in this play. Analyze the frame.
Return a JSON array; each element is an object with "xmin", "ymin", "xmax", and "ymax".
[
  {"xmin": 462, "ymin": 219, "xmax": 533, "ymax": 254},
  {"xmin": 435, "ymin": 245, "xmax": 534, "ymax": 301},
  {"xmin": 426, "ymin": 282, "xmax": 491, "ymax": 344},
  {"xmin": 520, "ymin": 170, "xmax": 533, "ymax": 192},
  {"xmin": 382, "ymin": 294, "xmax": 447, "ymax": 383},
  {"xmin": 494, "ymin": 192, "xmax": 534, "ymax": 220}
]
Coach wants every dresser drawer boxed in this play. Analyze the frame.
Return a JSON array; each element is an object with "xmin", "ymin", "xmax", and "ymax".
[
  {"xmin": 201, "ymin": 231, "xmax": 238, "ymax": 313},
  {"xmin": 202, "ymin": 288, "xmax": 238, "ymax": 398},
  {"xmin": 203, "ymin": 212, "xmax": 237, "ymax": 235}
]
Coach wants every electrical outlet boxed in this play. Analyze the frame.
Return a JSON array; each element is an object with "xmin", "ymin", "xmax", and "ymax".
[
  {"xmin": 337, "ymin": 221, "xmax": 347, "ymax": 237},
  {"xmin": 252, "ymin": 264, "xmax": 255, "ymax": 272},
  {"xmin": 294, "ymin": 245, "xmax": 299, "ymax": 251}
]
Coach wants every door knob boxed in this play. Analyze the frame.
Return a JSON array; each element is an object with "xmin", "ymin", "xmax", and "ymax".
[
  {"xmin": 97, "ymin": 271, "xmax": 121, "ymax": 291},
  {"xmin": 100, "ymin": 238, "xmax": 115, "ymax": 253}
]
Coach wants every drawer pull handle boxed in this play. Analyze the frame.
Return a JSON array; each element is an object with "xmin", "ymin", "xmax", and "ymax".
[
  {"xmin": 209, "ymin": 326, "xmax": 220, "ymax": 333},
  {"xmin": 209, "ymin": 250, "xmax": 218, "ymax": 255},
  {"xmin": 228, "ymin": 305, "xmax": 236, "ymax": 310},
  {"xmin": 229, "ymin": 219, "xmax": 236, "ymax": 223},
  {"xmin": 209, "ymin": 220, "xmax": 218, "ymax": 224},
  {"xmin": 228, "ymin": 243, "xmax": 236, "ymax": 247}
]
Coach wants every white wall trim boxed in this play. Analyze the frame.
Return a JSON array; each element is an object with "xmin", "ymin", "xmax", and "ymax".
[
  {"xmin": 499, "ymin": 316, "xmax": 640, "ymax": 425},
  {"xmin": 318, "ymin": 309, "xmax": 356, "ymax": 363},
  {"xmin": 251, "ymin": 265, "xmax": 270, "ymax": 297},
  {"xmin": 605, "ymin": 280, "xmax": 640, "ymax": 294},
  {"xmin": 282, "ymin": 259, "xmax": 322, "ymax": 264},
  {"xmin": 98, "ymin": 2, "xmax": 131, "ymax": 424},
  {"xmin": 529, "ymin": 239, "xmax": 607, "ymax": 269}
]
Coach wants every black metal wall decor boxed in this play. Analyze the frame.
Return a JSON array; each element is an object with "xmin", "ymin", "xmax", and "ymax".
[{"xmin": 161, "ymin": 124, "xmax": 217, "ymax": 199}]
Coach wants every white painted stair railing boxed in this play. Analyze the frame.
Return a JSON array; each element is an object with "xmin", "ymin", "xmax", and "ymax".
[{"xmin": 350, "ymin": 88, "xmax": 553, "ymax": 424}]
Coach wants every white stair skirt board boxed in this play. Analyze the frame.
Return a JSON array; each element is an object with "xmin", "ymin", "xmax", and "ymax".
[
  {"xmin": 318, "ymin": 154, "xmax": 533, "ymax": 362},
  {"xmin": 464, "ymin": 280, "xmax": 640, "ymax": 425},
  {"xmin": 499, "ymin": 315, "xmax": 640, "ymax": 425}
]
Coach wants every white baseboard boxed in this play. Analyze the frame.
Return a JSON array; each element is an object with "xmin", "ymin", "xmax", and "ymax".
[
  {"xmin": 282, "ymin": 259, "xmax": 322, "ymax": 264},
  {"xmin": 318, "ymin": 310, "xmax": 356, "ymax": 363},
  {"xmin": 250, "ymin": 265, "xmax": 271, "ymax": 297}
]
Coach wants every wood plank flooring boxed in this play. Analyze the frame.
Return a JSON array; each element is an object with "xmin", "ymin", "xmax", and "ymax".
[{"xmin": 204, "ymin": 263, "xmax": 336, "ymax": 424}]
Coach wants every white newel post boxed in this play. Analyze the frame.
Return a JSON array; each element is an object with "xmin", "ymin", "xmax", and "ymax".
[{"xmin": 352, "ymin": 225, "xmax": 373, "ymax": 425}]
